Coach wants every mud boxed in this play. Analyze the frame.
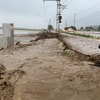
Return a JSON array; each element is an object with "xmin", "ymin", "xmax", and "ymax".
[
  {"xmin": 30, "ymin": 31, "xmax": 100, "ymax": 63},
  {"xmin": 0, "ymin": 31, "xmax": 100, "ymax": 100},
  {"xmin": 0, "ymin": 64, "xmax": 25, "ymax": 100},
  {"xmin": 13, "ymin": 38, "xmax": 100, "ymax": 100}
]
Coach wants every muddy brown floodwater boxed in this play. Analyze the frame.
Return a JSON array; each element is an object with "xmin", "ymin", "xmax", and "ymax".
[{"xmin": 0, "ymin": 36, "xmax": 100, "ymax": 100}]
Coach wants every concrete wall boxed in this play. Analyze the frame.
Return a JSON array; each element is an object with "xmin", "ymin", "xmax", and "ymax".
[
  {"xmin": 0, "ymin": 37, "xmax": 13, "ymax": 49},
  {"xmin": 0, "ymin": 23, "xmax": 14, "ymax": 49}
]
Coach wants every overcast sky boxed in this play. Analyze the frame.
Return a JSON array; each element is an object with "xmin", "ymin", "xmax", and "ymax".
[{"xmin": 0, "ymin": 0, "xmax": 100, "ymax": 29}]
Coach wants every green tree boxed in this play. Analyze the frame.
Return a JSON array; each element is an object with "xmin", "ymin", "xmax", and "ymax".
[
  {"xmin": 85, "ymin": 26, "xmax": 93, "ymax": 31},
  {"xmin": 98, "ymin": 26, "xmax": 100, "ymax": 31},
  {"xmin": 80, "ymin": 27, "xmax": 84, "ymax": 30},
  {"xmin": 48, "ymin": 25, "xmax": 54, "ymax": 30},
  {"xmin": 64, "ymin": 27, "xmax": 68, "ymax": 30},
  {"xmin": 70, "ymin": 26, "xmax": 77, "ymax": 30},
  {"xmin": 90, "ymin": 26, "xmax": 94, "ymax": 31}
]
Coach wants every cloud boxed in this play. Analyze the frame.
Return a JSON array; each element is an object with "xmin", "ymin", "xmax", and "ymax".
[{"xmin": 0, "ymin": 0, "xmax": 100, "ymax": 28}]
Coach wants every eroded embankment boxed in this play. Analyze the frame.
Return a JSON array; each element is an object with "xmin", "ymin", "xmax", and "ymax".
[
  {"xmin": 30, "ymin": 30, "xmax": 100, "ymax": 65},
  {"xmin": 0, "ymin": 64, "xmax": 25, "ymax": 100}
]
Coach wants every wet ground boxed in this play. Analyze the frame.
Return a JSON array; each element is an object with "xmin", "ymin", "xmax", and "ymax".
[{"xmin": 0, "ymin": 37, "xmax": 100, "ymax": 100}]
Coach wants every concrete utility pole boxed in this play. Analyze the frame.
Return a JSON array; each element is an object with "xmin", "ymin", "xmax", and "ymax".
[
  {"xmin": 43, "ymin": 0, "xmax": 62, "ymax": 32},
  {"xmin": 74, "ymin": 14, "xmax": 76, "ymax": 27},
  {"xmin": 57, "ymin": 0, "xmax": 61, "ymax": 31}
]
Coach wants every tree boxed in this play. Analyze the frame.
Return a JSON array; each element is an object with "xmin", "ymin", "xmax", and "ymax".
[
  {"xmin": 64, "ymin": 26, "xmax": 77, "ymax": 31},
  {"xmin": 80, "ymin": 27, "xmax": 84, "ymax": 30},
  {"xmin": 85, "ymin": 26, "xmax": 93, "ymax": 31},
  {"xmin": 64, "ymin": 27, "xmax": 68, "ymax": 30},
  {"xmin": 85, "ymin": 27, "xmax": 90, "ymax": 31},
  {"xmin": 48, "ymin": 25, "xmax": 54, "ymax": 30},
  {"xmin": 90, "ymin": 26, "xmax": 94, "ymax": 31},
  {"xmin": 98, "ymin": 26, "xmax": 100, "ymax": 31},
  {"xmin": 70, "ymin": 26, "xmax": 77, "ymax": 30}
]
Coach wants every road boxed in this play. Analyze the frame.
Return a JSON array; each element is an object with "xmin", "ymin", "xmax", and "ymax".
[{"xmin": 0, "ymin": 29, "xmax": 40, "ymax": 35}]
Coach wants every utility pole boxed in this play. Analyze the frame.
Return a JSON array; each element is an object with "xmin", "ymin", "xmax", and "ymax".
[
  {"xmin": 43, "ymin": 0, "xmax": 62, "ymax": 32},
  {"xmin": 74, "ymin": 14, "xmax": 76, "ymax": 27},
  {"xmin": 57, "ymin": 0, "xmax": 61, "ymax": 31}
]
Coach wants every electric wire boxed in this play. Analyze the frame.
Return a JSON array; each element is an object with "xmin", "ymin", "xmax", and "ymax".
[
  {"xmin": 61, "ymin": 0, "xmax": 68, "ymax": 5},
  {"xmin": 61, "ymin": 0, "xmax": 65, "ymax": 3},
  {"xmin": 60, "ymin": 0, "xmax": 73, "ymax": 13},
  {"xmin": 64, "ymin": 1, "xmax": 100, "ymax": 26},
  {"xmin": 76, "ymin": 1, "xmax": 100, "ymax": 15},
  {"xmin": 73, "ymin": 2, "xmax": 100, "ymax": 25},
  {"xmin": 61, "ymin": 0, "xmax": 69, "ymax": 11},
  {"xmin": 77, "ymin": 10, "xmax": 100, "ymax": 22}
]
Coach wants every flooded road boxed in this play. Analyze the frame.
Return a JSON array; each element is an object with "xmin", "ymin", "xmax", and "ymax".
[
  {"xmin": 0, "ymin": 29, "xmax": 40, "ymax": 35},
  {"xmin": 0, "ymin": 36, "xmax": 100, "ymax": 100}
]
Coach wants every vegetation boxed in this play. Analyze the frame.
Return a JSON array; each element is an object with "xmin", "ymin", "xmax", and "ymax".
[
  {"xmin": 98, "ymin": 26, "xmax": 100, "ymax": 31},
  {"xmin": 64, "ymin": 26, "xmax": 77, "ymax": 31},
  {"xmin": 62, "ymin": 50, "xmax": 70, "ymax": 56},
  {"xmin": 70, "ymin": 26, "xmax": 77, "ymax": 30},
  {"xmin": 48, "ymin": 25, "xmax": 54, "ymax": 30},
  {"xmin": 64, "ymin": 27, "xmax": 68, "ymax": 30},
  {"xmin": 63, "ymin": 32, "xmax": 94, "ymax": 38},
  {"xmin": 80, "ymin": 27, "xmax": 84, "ymax": 30},
  {"xmin": 85, "ymin": 26, "xmax": 94, "ymax": 31}
]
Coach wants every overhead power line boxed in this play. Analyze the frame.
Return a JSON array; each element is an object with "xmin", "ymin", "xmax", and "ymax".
[
  {"xmin": 61, "ymin": 0, "xmax": 68, "ymax": 4},
  {"xmin": 61, "ymin": 0, "xmax": 65, "ymax": 3},
  {"xmin": 60, "ymin": 0, "xmax": 74, "ymax": 13},
  {"xmin": 76, "ymin": 1, "xmax": 100, "ymax": 15},
  {"xmin": 77, "ymin": 10, "xmax": 100, "ymax": 22},
  {"xmin": 64, "ymin": 1, "xmax": 100, "ymax": 27},
  {"xmin": 64, "ymin": 1, "xmax": 100, "ymax": 18}
]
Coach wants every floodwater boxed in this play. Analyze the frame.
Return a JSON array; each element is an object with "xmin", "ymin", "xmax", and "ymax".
[
  {"xmin": 0, "ymin": 37, "xmax": 100, "ymax": 100},
  {"xmin": 0, "ymin": 29, "xmax": 40, "ymax": 35}
]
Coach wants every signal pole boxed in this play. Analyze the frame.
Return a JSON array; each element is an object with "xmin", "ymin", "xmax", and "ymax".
[
  {"xmin": 57, "ymin": 0, "xmax": 61, "ymax": 31},
  {"xmin": 43, "ymin": 0, "xmax": 62, "ymax": 32}
]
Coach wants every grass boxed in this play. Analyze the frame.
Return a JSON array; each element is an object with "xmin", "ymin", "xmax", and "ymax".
[
  {"xmin": 62, "ymin": 50, "xmax": 70, "ymax": 56},
  {"xmin": 62, "ymin": 31, "xmax": 94, "ymax": 38}
]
